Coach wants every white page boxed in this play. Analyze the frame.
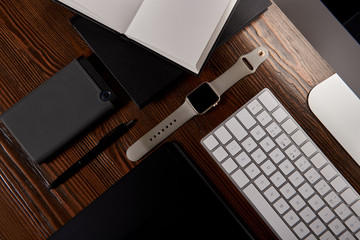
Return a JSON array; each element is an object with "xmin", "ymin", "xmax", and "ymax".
[
  {"xmin": 58, "ymin": 0, "xmax": 144, "ymax": 33},
  {"xmin": 126, "ymin": 0, "xmax": 232, "ymax": 72}
]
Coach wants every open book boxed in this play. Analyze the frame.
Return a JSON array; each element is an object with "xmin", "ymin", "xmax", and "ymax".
[{"xmin": 56, "ymin": 0, "xmax": 238, "ymax": 74}]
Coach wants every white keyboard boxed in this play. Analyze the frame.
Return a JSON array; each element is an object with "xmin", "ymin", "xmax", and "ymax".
[{"xmin": 201, "ymin": 89, "xmax": 360, "ymax": 239}]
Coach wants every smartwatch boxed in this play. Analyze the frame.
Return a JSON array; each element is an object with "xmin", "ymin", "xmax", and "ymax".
[{"xmin": 126, "ymin": 47, "xmax": 269, "ymax": 161}]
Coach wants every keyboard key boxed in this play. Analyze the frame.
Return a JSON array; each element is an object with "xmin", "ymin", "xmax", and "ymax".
[
  {"xmin": 241, "ymin": 137, "xmax": 257, "ymax": 152},
  {"xmin": 308, "ymin": 194, "xmax": 325, "ymax": 211},
  {"xmin": 305, "ymin": 168, "xmax": 321, "ymax": 184},
  {"xmin": 305, "ymin": 234, "xmax": 317, "ymax": 240},
  {"xmin": 258, "ymin": 90, "xmax": 278, "ymax": 111},
  {"xmin": 285, "ymin": 144, "xmax": 301, "ymax": 160},
  {"xmin": 222, "ymin": 158, "xmax": 237, "ymax": 173},
  {"xmin": 243, "ymin": 184, "xmax": 298, "ymax": 239},
  {"xmin": 264, "ymin": 186, "xmax": 280, "ymax": 202},
  {"xmin": 284, "ymin": 210, "xmax": 300, "ymax": 227},
  {"xmin": 260, "ymin": 136, "xmax": 276, "ymax": 152},
  {"xmin": 235, "ymin": 151, "xmax": 251, "ymax": 167},
  {"xmin": 274, "ymin": 198, "xmax": 290, "ymax": 214},
  {"xmin": 282, "ymin": 119, "xmax": 297, "ymax": 134},
  {"xmin": 339, "ymin": 231, "xmax": 356, "ymax": 240},
  {"xmin": 247, "ymin": 99, "xmax": 263, "ymax": 115},
  {"xmin": 351, "ymin": 200, "xmax": 360, "ymax": 216},
  {"xmin": 270, "ymin": 171, "xmax": 286, "ymax": 187},
  {"xmin": 318, "ymin": 206, "xmax": 335, "ymax": 223},
  {"xmin": 300, "ymin": 206, "xmax": 316, "ymax": 223},
  {"xmin": 331, "ymin": 176, "xmax": 347, "ymax": 192},
  {"xmin": 345, "ymin": 215, "xmax": 360, "ymax": 232},
  {"xmin": 225, "ymin": 117, "xmax": 248, "ymax": 141},
  {"xmin": 315, "ymin": 179, "xmax": 331, "ymax": 196},
  {"xmin": 266, "ymin": 122, "xmax": 281, "ymax": 137},
  {"xmin": 298, "ymin": 183, "xmax": 315, "ymax": 199},
  {"xmin": 288, "ymin": 171, "xmax": 305, "ymax": 187},
  {"xmin": 212, "ymin": 147, "xmax": 228, "ymax": 162},
  {"xmin": 325, "ymin": 191, "xmax": 342, "ymax": 208},
  {"xmin": 291, "ymin": 130, "xmax": 307, "ymax": 145},
  {"xmin": 293, "ymin": 222, "xmax": 310, "ymax": 238},
  {"xmin": 276, "ymin": 133, "xmax": 291, "ymax": 149},
  {"xmin": 257, "ymin": 111, "xmax": 272, "ymax": 126},
  {"xmin": 251, "ymin": 148, "xmax": 266, "ymax": 164},
  {"xmin": 295, "ymin": 156, "xmax": 311, "ymax": 172},
  {"xmin": 320, "ymin": 231, "xmax": 336, "ymax": 240},
  {"xmin": 335, "ymin": 203, "xmax": 352, "ymax": 220},
  {"xmin": 226, "ymin": 140, "xmax": 242, "ymax": 156},
  {"xmin": 272, "ymin": 107, "xmax": 287, "ymax": 123},
  {"xmin": 214, "ymin": 126, "xmax": 232, "ymax": 144},
  {"xmin": 329, "ymin": 218, "xmax": 345, "ymax": 236},
  {"xmin": 245, "ymin": 163, "xmax": 261, "ymax": 179},
  {"xmin": 254, "ymin": 174, "xmax": 270, "ymax": 191},
  {"xmin": 231, "ymin": 169, "xmax": 249, "ymax": 188},
  {"xmin": 280, "ymin": 183, "xmax": 296, "ymax": 199},
  {"xmin": 237, "ymin": 109, "xmax": 256, "ymax": 129},
  {"xmin": 321, "ymin": 165, "xmax": 337, "ymax": 181},
  {"xmin": 310, "ymin": 219, "xmax": 326, "ymax": 236},
  {"xmin": 289, "ymin": 194, "xmax": 306, "ymax": 211},
  {"xmin": 202, "ymin": 135, "xmax": 219, "ymax": 150},
  {"xmin": 311, "ymin": 153, "xmax": 327, "ymax": 169},
  {"xmin": 260, "ymin": 160, "xmax": 276, "ymax": 176},
  {"xmin": 250, "ymin": 125, "xmax": 266, "ymax": 141},
  {"xmin": 301, "ymin": 141, "xmax": 317, "ymax": 157},
  {"xmin": 340, "ymin": 188, "xmax": 358, "ymax": 205},
  {"xmin": 269, "ymin": 148, "xmax": 285, "ymax": 164},
  {"xmin": 279, "ymin": 159, "xmax": 295, "ymax": 176}
]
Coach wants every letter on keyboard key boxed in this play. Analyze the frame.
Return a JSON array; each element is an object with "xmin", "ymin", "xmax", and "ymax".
[
  {"xmin": 293, "ymin": 222, "xmax": 310, "ymax": 238},
  {"xmin": 309, "ymin": 219, "xmax": 326, "ymax": 236},
  {"xmin": 345, "ymin": 216, "xmax": 360, "ymax": 232},
  {"xmin": 247, "ymin": 99, "xmax": 263, "ymax": 115},
  {"xmin": 231, "ymin": 169, "xmax": 249, "ymax": 188},
  {"xmin": 225, "ymin": 117, "xmax": 247, "ymax": 141},
  {"xmin": 329, "ymin": 218, "xmax": 345, "ymax": 236},
  {"xmin": 258, "ymin": 90, "xmax": 278, "ymax": 111},
  {"xmin": 242, "ymin": 137, "xmax": 257, "ymax": 152},
  {"xmin": 243, "ymin": 184, "xmax": 298, "ymax": 239}
]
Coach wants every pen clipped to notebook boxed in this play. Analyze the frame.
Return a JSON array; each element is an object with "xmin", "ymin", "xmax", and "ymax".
[{"xmin": 48, "ymin": 120, "xmax": 136, "ymax": 189}]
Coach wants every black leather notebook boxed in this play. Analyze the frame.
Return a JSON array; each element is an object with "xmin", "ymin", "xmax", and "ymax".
[
  {"xmin": 71, "ymin": 0, "xmax": 271, "ymax": 108},
  {"xmin": 0, "ymin": 57, "xmax": 118, "ymax": 164},
  {"xmin": 48, "ymin": 142, "xmax": 254, "ymax": 240}
]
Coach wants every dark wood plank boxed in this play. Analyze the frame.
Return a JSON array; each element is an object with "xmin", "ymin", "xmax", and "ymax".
[{"xmin": 0, "ymin": 1, "xmax": 358, "ymax": 239}]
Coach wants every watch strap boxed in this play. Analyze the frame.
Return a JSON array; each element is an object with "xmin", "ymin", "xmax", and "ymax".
[
  {"xmin": 210, "ymin": 47, "xmax": 269, "ymax": 96},
  {"xmin": 126, "ymin": 101, "xmax": 197, "ymax": 161}
]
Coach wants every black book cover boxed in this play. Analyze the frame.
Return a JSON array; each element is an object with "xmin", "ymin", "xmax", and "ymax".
[{"xmin": 70, "ymin": 0, "xmax": 271, "ymax": 108}]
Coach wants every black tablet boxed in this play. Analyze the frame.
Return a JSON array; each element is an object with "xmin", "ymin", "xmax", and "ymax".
[{"xmin": 48, "ymin": 142, "xmax": 254, "ymax": 239}]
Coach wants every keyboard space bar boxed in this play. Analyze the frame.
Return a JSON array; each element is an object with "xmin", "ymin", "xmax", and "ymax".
[{"xmin": 243, "ymin": 184, "xmax": 297, "ymax": 240}]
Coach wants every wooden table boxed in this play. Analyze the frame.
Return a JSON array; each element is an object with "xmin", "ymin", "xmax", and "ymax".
[{"xmin": 0, "ymin": 0, "xmax": 358, "ymax": 239}]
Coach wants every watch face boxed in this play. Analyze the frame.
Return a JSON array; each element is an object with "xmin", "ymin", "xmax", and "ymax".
[{"xmin": 187, "ymin": 82, "xmax": 220, "ymax": 114}]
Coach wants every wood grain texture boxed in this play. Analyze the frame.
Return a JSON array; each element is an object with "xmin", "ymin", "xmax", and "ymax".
[{"xmin": 0, "ymin": 0, "xmax": 359, "ymax": 239}]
